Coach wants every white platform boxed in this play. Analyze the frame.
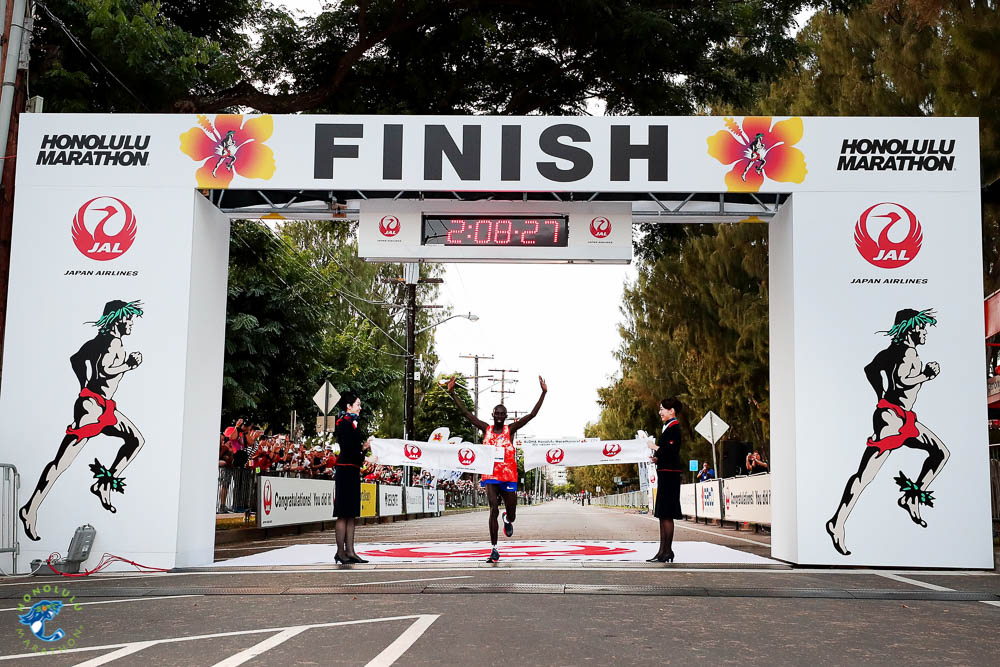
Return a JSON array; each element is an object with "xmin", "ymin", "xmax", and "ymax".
[{"xmin": 212, "ymin": 540, "xmax": 776, "ymax": 566}]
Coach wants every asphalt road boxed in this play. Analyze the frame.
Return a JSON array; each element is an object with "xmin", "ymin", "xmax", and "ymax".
[{"xmin": 1, "ymin": 501, "xmax": 997, "ymax": 665}]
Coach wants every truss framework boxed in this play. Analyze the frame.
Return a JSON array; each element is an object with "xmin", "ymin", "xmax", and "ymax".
[{"xmin": 209, "ymin": 189, "xmax": 787, "ymax": 223}]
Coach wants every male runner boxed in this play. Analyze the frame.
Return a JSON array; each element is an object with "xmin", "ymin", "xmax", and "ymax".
[
  {"xmin": 826, "ymin": 308, "xmax": 949, "ymax": 556},
  {"xmin": 446, "ymin": 375, "xmax": 547, "ymax": 563},
  {"xmin": 19, "ymin": 300, "xmax": 145, "ymax": 541}
]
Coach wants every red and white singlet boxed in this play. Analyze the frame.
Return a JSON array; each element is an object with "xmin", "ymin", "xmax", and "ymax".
[{"xmin": 482, "ymin": 425, "xmax": 517, "ymax": 482}]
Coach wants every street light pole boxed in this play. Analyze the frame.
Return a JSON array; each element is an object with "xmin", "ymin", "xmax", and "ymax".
[{"xmin": 404, "ymin": 280, "xmax": 416, "ymax": 442}]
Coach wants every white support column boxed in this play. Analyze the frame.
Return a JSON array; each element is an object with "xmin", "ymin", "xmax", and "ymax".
[{"xmin": 770, "ymin": 191, "xmax": 992, "ymax": 567}]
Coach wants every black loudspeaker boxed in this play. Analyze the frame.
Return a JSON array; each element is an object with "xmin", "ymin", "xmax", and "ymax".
[{"xmin": 721, "ymin": 440, "xmax": 753, "ymax": 478}]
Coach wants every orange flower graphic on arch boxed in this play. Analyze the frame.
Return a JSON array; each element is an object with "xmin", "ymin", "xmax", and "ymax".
[
  {"xmin": 179, "ymin": 114, "xmax": 276, "ymax": 188},
  {"xmin": 706, "ymin": 116, "xmax": 807, "ymax": 192}
]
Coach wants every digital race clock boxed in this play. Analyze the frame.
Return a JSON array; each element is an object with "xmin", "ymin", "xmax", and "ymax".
[
  {"xmin": 422, "ymin": 215, "xmax": 568, "ymax": 247},
  {"xmin": 358, "ymin": 200, "xmax": 632, "ymax": 264}
]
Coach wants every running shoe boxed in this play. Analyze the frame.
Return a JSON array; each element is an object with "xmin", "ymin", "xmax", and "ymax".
[
  {"xmin": 486, "ymin": 547, "xmax": 500, "ymax": 563},
  {"xmin": 502, "ymin": 510, "xmax": 514, "ymax": 537}
]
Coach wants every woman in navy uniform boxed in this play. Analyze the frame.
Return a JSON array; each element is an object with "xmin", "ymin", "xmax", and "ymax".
[
  {"xmin": 647, "ymin": 397, "xmax": 684, "ymax": 563},
  {"xmin": 333, "ymin": 393, "xmax": 372, "ymax": 564}
]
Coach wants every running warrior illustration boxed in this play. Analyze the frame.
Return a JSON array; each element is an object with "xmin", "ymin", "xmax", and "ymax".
[
  {"xmin": 741, "ymin": 132, "xmax": 767, "ymax": 181},
  {"xmin": 19, "ymin": 300, "xmax": 145, "ymax": 541},
  {"xmin": 211, "ymin": 130, "xmax": 238, "ymax": 177},
  {"xmin": 826, "ymin": 309, "xmax": 949, "ymax": 556}
]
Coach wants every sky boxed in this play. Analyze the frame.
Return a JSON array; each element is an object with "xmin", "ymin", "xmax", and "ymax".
[{"xmin": 430, "ymin": 263, "xmax": 635, "ymax": 439}]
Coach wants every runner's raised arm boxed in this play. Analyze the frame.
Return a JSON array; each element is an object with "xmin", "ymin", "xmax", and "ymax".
[
  {"xmin": 444, "ymin": 375, "xmax": 490, "ymax": 432},
  {"xmin": 509, "ymin": 376, "xmax": 548, "ymax": 435}
]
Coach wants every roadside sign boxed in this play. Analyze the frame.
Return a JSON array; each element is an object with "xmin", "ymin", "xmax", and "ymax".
[
  {"xmin": 695, "ymin": 411, "xmax": 729, "ymax": 444},
  {"xmin": 689, "ymin": 460, "xmax": 699, "ymax": 472},
  {"xmin": 694, "ymin": 411, "xmax": 728, "ymax": 521},
  {"xmin": 313, "ymin": 381, "xmax": 340, "ymax": 415}
]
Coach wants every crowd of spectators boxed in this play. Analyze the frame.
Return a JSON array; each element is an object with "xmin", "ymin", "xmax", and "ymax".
[{"xmin": 217, "ymin": 419, "xmax": 482, "ymax": 512}]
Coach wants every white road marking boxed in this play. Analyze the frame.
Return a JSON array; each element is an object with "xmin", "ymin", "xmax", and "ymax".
[
  {"xmin": 365, "ymin": 614, "xmax": 439, "ymax": 667},
  {"xmin": 673, "ymin": 521, "xmax": 771, "ymax": 547},
  {"xmin": 343, "ymin": 575, "xmax": 473, "ymax": 586},
  {"xmin": 72, "ymin": 641, "xmax": 159, "ymax": 667},
  {"xmin": 876, "ymin": 573, "xmax": 953, "ymax": 591},
  {"xmin": 875, "ymin": 572, "xmax": 1000, "ymax": 609},
  {"xmin": 0, "ymin": 594, "xmax": 202, "ymax": 613},
  {"xmin": 0, "ymin": 614, "xmax": 435, "ymax": 662},
  {"xmin": 211, "ymin": 627, "xmax": 308, "ymax": 667}
]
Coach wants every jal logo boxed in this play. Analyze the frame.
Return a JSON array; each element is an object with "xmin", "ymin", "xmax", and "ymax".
[
  {"xmin": 590, "ymin": 216, "xmax": 611, "ymax": 238},
  {"xmin": 725, "ymin": 490, "xmax": 731, "ymax": 510},
  {"xmin": 602, "ymin": 443, "xmax": 622, "ymax": 457},
  {"xmin": 71, "ymin": 197, "xmax": 136, "ymax": 261},
  {"xmin": 379, "ymin": 215, "xmax": 401, "ymax": 237},
  {"xmin": 263, "ymin": 480, "xmax": 272, "ymax": 515},
  {"xmin": 457, "ymin": 448, "xmax": 476, "ymax": 466},
  {"xmin": 404, "ymin": 444, "xmax": 422, "ymax": 460},
  {"xmin": 546, "ymin": 448, "xmax": 565, "ymax": 465},
  {"xmin": 854, "ymin": 202, "xmax": 922, "ymax": 268}
]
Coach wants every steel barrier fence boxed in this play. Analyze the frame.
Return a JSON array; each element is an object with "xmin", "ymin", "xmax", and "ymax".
[
  {"xmin": 216, "ymin": 467, "xmax": 256, "ymax": 514},
  {"xmin": 1, "ymin": 464, "xmax": 19, "ymax": 573},
  {"xmin": 594, "ymin": 490, "xmax": 648, "ymax": 508}
]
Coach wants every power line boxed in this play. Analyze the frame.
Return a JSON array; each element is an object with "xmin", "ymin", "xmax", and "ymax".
[
  {"xmin": 34, "ymin": 1, "xmax": 149, "ymax": 111},
  {"xmin": 244, "ymin": 219, "xmax": 409, "ymax": 353},
  {"xmin": 230, "ymin": 228, "xmax": 409, "ymax": 360}
]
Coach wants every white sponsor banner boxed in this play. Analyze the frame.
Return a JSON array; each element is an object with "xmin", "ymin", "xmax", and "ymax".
[
  {"xmin": 259, "ymin": 476, "xmax": 335, "ymax": 528},
  {"xmin": 370, "ymin": 437, "xmax": 494, "ymax": 474},
  {"xmin": 723, "ymin": 474, "xmax": 772, "ymax": 525},
  {"xmin": 424, "ymin": 487, "xmax": 439, "ymax": 513},
  {"xmin": 379, "ymin": 485, "xmax": 403, "ymax": 517},
  {"xmin": 522, "ymin": 435, "xmax": 649, "ymax": 471},
  {"xmin": 16, "ymin": 114, "xmax": 979, "ymax": 194},
  {"xmin": 694, "ymin": 482, "xmax": 722, "ymax": 520},
  {"xmin": 405, "ymin": 486, "xmax": 424, "ymax": 514},
  {"xmin": 680, "ymin": 483, "xmax": 697, "ymax": 517},
  {"xmin": 437, "ymin": 490, "xmax": 446, "ymax": 510}
]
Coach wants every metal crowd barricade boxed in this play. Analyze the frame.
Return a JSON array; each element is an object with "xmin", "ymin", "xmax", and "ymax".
[
  {"xmin": 1, "ymin": 464, "xmax": 19, "ymax": 573},
  {"xmin": 217, "ymin": 466, "xmax": 257, "ymax": 513}
]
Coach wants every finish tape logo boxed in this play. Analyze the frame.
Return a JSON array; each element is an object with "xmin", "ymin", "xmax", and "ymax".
[{"xmin": 15, "ymin": 585, "xmax": 84, "ymax": 654}]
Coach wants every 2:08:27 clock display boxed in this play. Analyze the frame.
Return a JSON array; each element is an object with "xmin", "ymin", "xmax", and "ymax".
[{"xmin": 421, "ymin": 215, "xmax": 569, "ymax": 247}]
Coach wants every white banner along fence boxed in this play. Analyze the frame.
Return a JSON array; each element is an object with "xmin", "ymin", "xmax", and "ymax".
[
  {"xmin": 254, "ymin": 475, "xmax": 489, "ymax": 529},
  {"xmin": 594, "ymin": 473, "xmax": 772, "ymax": 526}
]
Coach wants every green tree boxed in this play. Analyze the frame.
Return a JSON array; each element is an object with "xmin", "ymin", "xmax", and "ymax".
[
  {"xmin": 224, "ymin": 218, "xmax": 408, "ymax": 435},
  {"xmin": 592, "ymin": 222, "xmax": 770, "ymax": 462},
  {"xmin": 223, "ymin": 219, "xmax": 329, "ymax": 428},
  {"xmin": 31, "ymin": 0, "xmax": 857, "ymax": 115},
  {"xmin": 414, "ymin": 374, "xmax": 478, "ymax": 443},
  {"xmin": 29, "ymin": 0, "xmax": 250, "ymax": 112}
]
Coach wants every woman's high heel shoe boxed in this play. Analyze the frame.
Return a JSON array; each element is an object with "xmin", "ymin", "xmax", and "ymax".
[
  {"xmin": 645, "ymin": 554, "xmax": 666, "ymax": 563},
  {"xmin": 334, "ymin": 553, "xmax": 349, "ymax": 565},
  {"xmin": 664, "ymin": 551, "xmax": 675, "ymax": 563},
  {"xmin": 348, "ymin": 555, "xmax": 369, "ymax": 564}
]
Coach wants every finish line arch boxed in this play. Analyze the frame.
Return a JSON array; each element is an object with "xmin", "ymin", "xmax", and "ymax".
[{"xmin": 0, "ymin": 114, "xmax": 990, "ymax": 571}]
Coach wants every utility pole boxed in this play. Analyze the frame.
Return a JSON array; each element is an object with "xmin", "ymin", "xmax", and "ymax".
[
  {"xmin": 488, "ymin": 368, "xmax": 519, "ymax": 405},
  {"xmin": 505, "ymin": 410, "xmax": 527, "ymax": 423},
  {"xmin": 0, "ymin": 0, "xmax": 31, "ymax": 379},
  {"xmin": 386, "ymin": 264, "xmax": 443, "ymax": 441},
  {"xmin": 459, "ymin": 353, "xmax": 493, "ymax": 443}
]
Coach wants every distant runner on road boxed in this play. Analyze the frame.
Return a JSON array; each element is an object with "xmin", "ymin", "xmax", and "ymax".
[{"xmin": 446, "ymin": 375, "xmax": 547, "ymax": 563}]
